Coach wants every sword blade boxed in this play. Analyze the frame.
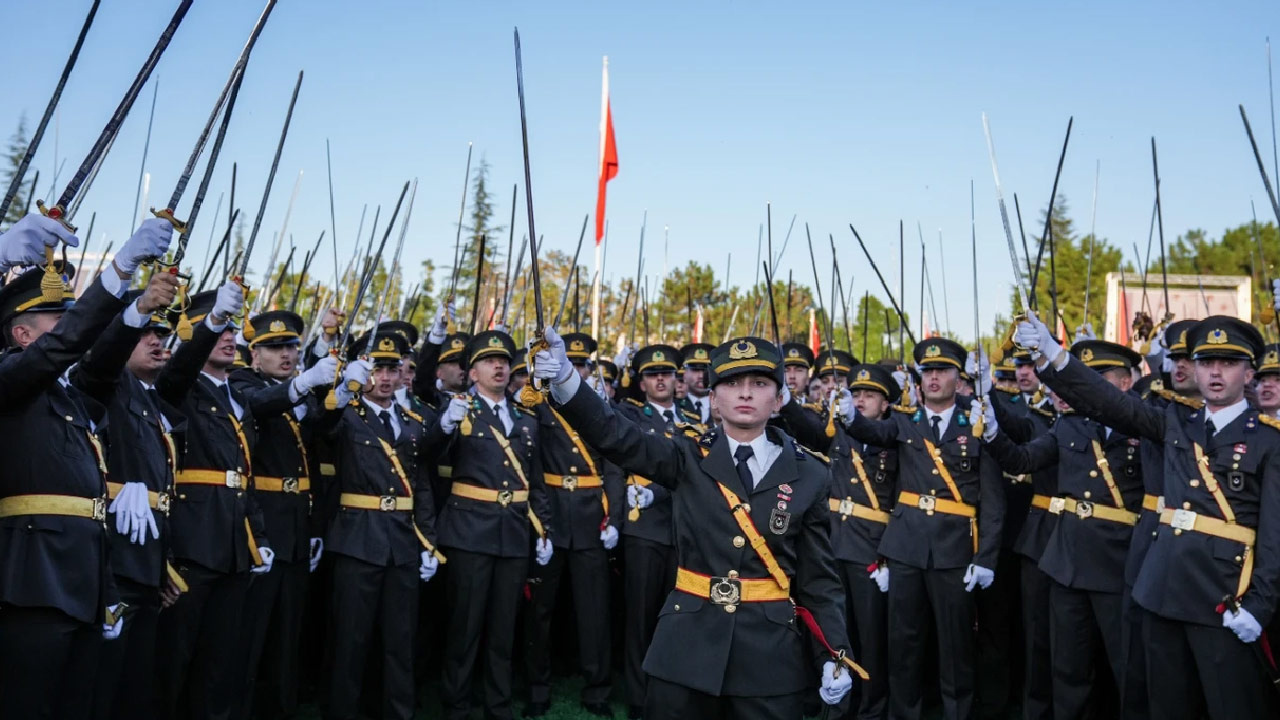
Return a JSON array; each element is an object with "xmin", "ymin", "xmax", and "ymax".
[
  {"xmin": 238, "ymin": 70, "xmax": 304, "ymax": 280},
  {"xmin": 981, "ymin": 112, "xmax": 1033, "ymax": 314}
]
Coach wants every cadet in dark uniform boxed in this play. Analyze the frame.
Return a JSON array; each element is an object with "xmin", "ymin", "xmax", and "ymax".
[
  {"xmin": 1018, "ymin": 314, "xmax": 1280, "ymax": 719},
  {"xmin": 1255, "ymin": 343, "xmax": 1280, "ymax": 417},
  {"xmin": 155, "ymin": 283, "xmax": 279, "ymax": 720},
  {"xmin": 316, "ymin": 329, "xmax": 442, "ymax": 720},
  {"xmin": 523, "ymin": 332, "xmax": 624, "ymax": 717},
  {"xmin": 597, "ymin": 358, "xmax": 619, "ymax": 402},
  {"xmin": 534, "ymin": 330, "xmax": 861, "ymax": 718},
  {"xmin": 432, "ymin": 330, "xmax": 552, "ymax": 720},
  {"xmin": 782, "ymin": 363, "xmax": 900, "ymax": 720},
  {"xmin": 75, "ymin": 287, "xmax": 186, "ymax": 720},
  {"xmin": 615, "ymin": 344, "xmax": 686, "ymax": 718},
  {"xmin": 814, "ymin": 349, "xmax": 856, "ymax": 397},
  {"xmin": 981, "ymin": 340, "xmax": 1146, "ymax": 719},
  {"xmin": 840, "ymin": 337, "xmax": 1005, "ymax": 720},
  {"xmin": 0, "ymin": 215, "xmax": 173, "ymax": 719},
  {"xmin": 232, "ymin": 310, "xmax": 338, "ymax": 720},
  {"xmin": 679, "ymin": 342, "xmax": 714, "ymax": 424},
  {"xmin": 508, "ymin": 348, "xmax": 529, "ymax": 397},
  {"xmin": 781, "ymin": 342, "xmax": 815, "ymax": 399}
]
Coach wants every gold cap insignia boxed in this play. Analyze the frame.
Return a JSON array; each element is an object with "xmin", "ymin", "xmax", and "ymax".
[
  {"xmin": 924, "ymin": 344, "xmax": 941, "ymax": 358},
  {"xmin": 1267, "ymin": 350, "xmax": 1279, "ymax": 365},
  {"xmin": 1081, "ymin": 348, "xmax": 1094, "ymax": 363},
  {"xmin": 451, "ymin": 338, "xmax": 465, "ymax": 349},
  {"xmin": 1207, "ymin": 329, "xmax": 1228, "ymax": 345},
  {"xmin": 488, "ymin": 335, "xmax": 504, "ymax": 348},
  {"xmin": 378, "ymin": 337, "xmax": 396, "ymax": 352},
  {"xmin": 569, "ymin": 340, "xmax": 585, "ymax": 352},
  {"xmin": 857, "ymin": 369, "xmax": 871, "ymax": 381},
  {"xmin": 1177, "ymin": 330, "xmax": 1188, "ymax": 346},
  {"xmin": 269, "ymin": 320, "xmax": 287, "ymax": 333},
  {"xmin": 652, "ymin": 349, "xmax": 665, "ymax": 361},
  {"xmin": 729, "ymin": 341, "xmax": 758, "ymax": 360},
  {"xmin": 788, "ymin": 348, "xmax": 800, "ymax": 358},
  {"xmin": 695, "ymin": 348, "xmax": 709, "ymax": 359}
]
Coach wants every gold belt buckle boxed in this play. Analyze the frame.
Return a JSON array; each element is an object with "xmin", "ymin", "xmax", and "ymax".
[
  {"xmin": 224, "ymin": 471, "xmax": 243, "ymax": 489},
  {"xmin": 1048, "ymin": 497, "xmax": 1066, "ymax": 515},
  {"xmin": 1075, "ymin": 500, "xmax": 1094, "ymax": 519},
  {"xmin": 838, "ymin": 497, "xmax": 855, "ymax": 516},
  {"xmin": 1171, "ymin": 508, "xmax": 1197, "ymax": 531},
  {"xmin": 282, "ymin": 478, "xmax": 300, "ymax": 494},
  {"xmin": 378, "ymin": 496, "xmax": 397, "ymax": 512},
  {"xmin": 709, "ymin": 576, "xmax": 742, "ymax": 606},
  {"xmin": 156, "ymin": 493, "xmax": 171, "ymax": 514},
  {"xmin": 92, "ymin": 497, "xmax": 107, "ymax": 522},
  {"xmin": 497, "ymin": 490, "xmax": 514, "ymax": 507},
  {"xmin": 917, "ymin": 495, "xmax": 936, "ymax": 513},
  {"xmin": 562, "ymin": 475, "xmax": 578, "ymax": 492}
]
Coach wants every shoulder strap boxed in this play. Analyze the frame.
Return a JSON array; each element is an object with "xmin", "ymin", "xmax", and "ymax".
[
  {"xmin": 920, "ymin": 437, "xmax": 964, "ymax": 503},
  {"xmin": 849, "ymin": 450, "xmax": 881, "ymax": 512},
  {"xmin": 1191, "ymin": 441, "xmax": 1237, "ymax": 524},
  {"xmin": 375, "ymin": 437, "xmax": 447, "ymax": 562},
  {"xmin": 715, "ymin": 482, "xmax": 790, "ymax": 593},
  {"xmin": 1089, "ymin": 439, "xmax": 1126, "ymax": 508}
]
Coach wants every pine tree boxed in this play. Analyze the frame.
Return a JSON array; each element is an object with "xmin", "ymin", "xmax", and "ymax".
[{"xmin": 2, "ymin": 116, "xmax": 31, "ymax": 226}]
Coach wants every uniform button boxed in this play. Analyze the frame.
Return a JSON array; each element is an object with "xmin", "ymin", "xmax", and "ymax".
[
  {"xmin": 1083, "ymin": 491, "xmax": 1091, "ymax": 499},
  {"xmin": 502, "ymin": 481, "xmax": 510, "ymax": 488},
  {"xmin": 65, "ymin": 415, "xmax": 73, "ymax": 422},
  {"xmin": 503, "ymin": 461, "xmax": 510, "ymax": 467},
  {"xmin": 674, "ymin": 604, "xmax": 680, "ymax": 611},
  {"xmin": 728, "ymin": 570, "xmax": 739, "ymax": 579},
  {"xmin": 1089, "ymin": 470, "xmax": 1098, "ymax": 478},
  {"xmin": 1190, "ymin": 480, "xmax": 1200, "ymax": 488},
  {"xmin": 211, "ymin": 407, "xmax": 218, "ymax": 413},
  {"xmin": 571, "ymin": 448, "xmax": 580, "ymax": 454},
  {"xmin": 1235, "ymin": 555, "xmax": 1244, "ymax": 563},
  {"xmin": 1174, "ymin": 529, "xmax": 1182, "ymax": 536},
  {"xmin": 733, "ymin": 536, "xmax": 745, "ymax": 548},
  {"xmin": 725, "ymin": 604, "xmax": 737, "ymax": 614},
  {"xmin": 931, "ymin": 469, "xmax": 939, "ymax": 475},
  {"xmin": 1152, "ymin": 531, "xmax": 1158, "ymax": 538},
  {"xmin": 1234, "ymin": 453, "xmax": 1242, "ymax": 461}
]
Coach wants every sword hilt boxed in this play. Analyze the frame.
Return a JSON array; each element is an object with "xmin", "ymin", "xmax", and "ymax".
[
  {"xmin": 150, "ymin": 207, "xmax": 189, "ymax": 235},
  {"xmin": 520, "ymin": 335, "xmax": 550, "ymax": 406},
  {"xmin": 323, "ymin": 348, "xmax": 344, "ymax": 410},
  {"xmin": 36, "ymin": 200, "xmax": 76, "ymax": 233},
  {"xmin": 231, "ymin": 275, "xmax": 255, "ymax": 341}
]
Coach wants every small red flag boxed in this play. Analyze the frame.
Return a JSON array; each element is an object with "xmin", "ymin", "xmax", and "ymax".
[
  {"xmin": 809, "ymin": 308, "xmax": 820, "ymax": 354},
  {"xmin": 595, "ymin": 57, "xmax": 618, "ymax": 245}
]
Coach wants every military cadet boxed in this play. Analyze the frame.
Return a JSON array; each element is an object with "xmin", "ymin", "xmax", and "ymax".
[
  {"xmin": 432, "ymin": 330, "xmax": 553, "ymax": 720},
  {"xmin": 781, "ymin": 342, "xmax": 815, "ymax": 398},
  {"xmin": 1018, "ymin": 314, "xmax": 1280, "ymax": 719},
  {"xmin": 509, "ymin": 348, "xmax": 530, "ymax": 397},
  {"xmin": 413, "ymin": 303, "xmax": 470, "ymax": 410},
  {"xmin": 315, "ymin": 329, "xmax": 442, "ymax": 720},
  {"xmin": 981, "ymin": 340, "xmax": 1147, "ymax": 719},
  {"xmin": 232, "ymin": 310, "xmax": 338, "ymax": 720},
  {"xmin": 75, "ymin": 281, "xmax": 186, "ymax": 720},
  {"xmin": 523, "ymin": 332, "xmax": 625, "ymax": 717},
  {"xmin": 0, "ymin": 214, "xmax": 173, "ymax": 718},
  {"xmin": 154, "ymin": 282, "xmax": 280, "ymax": 720},
  {"xmin": 1254, "ymin": 344, "xmax": 1280, "ymax": 417},
  {"xmin": 782, "ymin": 362, "xmax": 901, "ymax": 720},
  {"xmin": 840, "ymin": 337, "xmax": 1005, "ymax": 720},
  {"xmin": 614, "ymin": 344, "xmax": 687, "ymax": 718},
  {"xmin": 815, "ymin": 348, "xmax": 856, "ymax": 396},
  {"xmin": 378, "ymin": 319, "xmax": 424, "ymax": 414},
  {"xmin": 597, "ymin": 358, "xmax": 619, "ymax": 401},
  {"xmin": 533, "ymin": 329, "xmax": 860, "ymax": 718},
  {"xmin": 679, "ymin": 342, "xmax": 714, "ymax": 424}
]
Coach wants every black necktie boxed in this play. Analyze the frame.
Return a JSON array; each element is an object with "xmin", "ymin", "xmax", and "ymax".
[
  {"xmin": 663, "ymin": 409, "xmax": 675, "ymax": 430},
  {"xmin": 379, "ymin": 410, "xmax": 394, "ymax": 439},
  {"xmin": 734, "ymin": 444, "xmax": 755, "ymax": 491},
  {"xmin": 1205, "ymin": 418, "xmax": 1217, "ymax": 438},
  {"xmin": 693, "ymin": 399, "xmax": 702, "ymax": 418},
  {"xmin": 930, "ymin": 415, "xmax": 942, "ymax": 442}
]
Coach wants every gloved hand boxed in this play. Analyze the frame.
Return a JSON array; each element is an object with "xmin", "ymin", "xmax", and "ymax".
[
  {"xmin": 109, "ymin": 482, "xmax": 159, "ymax": 546},
  {"xmin": 103, "ymin": 604, "xmax": 124, "ymax": 640},
  {"xmin": 211, "ymin": 280, "xmax": 245, "ymax": 324},
  {"xmin": 869, "ymin": 564, "xmax": 889, "ymax": 593},
  {"xmin": 1162, "ymin": 355, "xmax": 1175, "ymax": 375},
  {"xmin": 0, "ymin": 212, "xmax": 78, "ymax": 272},
  {"xmin": 1273, "ymin": 279, "xmax": 1280, "ymax": 315},
  {"xmin": 309, "ymin": 537, "xmax": 324, "ymax": 573},
  {"xmin": 428, "ymin": 301, "xmax": 455, "ymax": 343},
  {"xmin": 586, "ymin": 372, "xmax": 610, "ymax": 400},
  {"xmin": 837, "ymin": 388, "xmax": 855, "ymax": 420},
  {"xmin": 818, "ymin": 660, "xmax": 853, "ymax": 705},
  {"xmin": 614, "ymin": 345, "xmax": 633, "ymax": 370},
  {"xmin": 535, "ymin": 538, "xmax": 553, "ymax": 566},
  {"xmin": 627, "ymin": 485, "xmax": 654, "ymax": 510},
  {"xmin": 420, "ymin": 550, "xmax": 439, "ymax": 582},
  {"xmin": 1074, "ymin": 323, "xmax": 1097, "ymax": 343},
  {"xmin": 780, "ymin": 383, "xmax": 792, "ymax": 407},
  {"xmin": 600, "ymin": 525, "xmax": 619, "ymax": 550},
  {"xmin": 440, "ymin": 395, "xmax": 469, "ymax": 433},
  {"xmin": 963, "ymin": 563, "xmax": 995, "ymax": 592},
  {"xmin": 342, "ymin": 358, "xmax": 373, "ymax": 390},
  {"xmin": 252, "ymin": 546, "xmax": 275, "ymax": 575},
  {"xmin": 972, "ymin": 397, "xmax": 998, "ymax": 442},
  {"xmin": 114, "ymin": 217, "xmax": 175, "ymax": 274},
  {"xmin": 531, "ymin": 326, "xmax": 574, "ymax": 385},
  {"xmin": 965, "ymin": 350, "xmax": 990, "ymax": 382},
  {"xmin": 1014, "ymin": 312, "xmax": 1061, "ymax": 364},
  {"xmin": 1223, "ymin": 606, "xmax": 1263, "ymax": 643},
  {"xmin": 294, "ymin": 355, "xmax": 339, "ymax": 395}
]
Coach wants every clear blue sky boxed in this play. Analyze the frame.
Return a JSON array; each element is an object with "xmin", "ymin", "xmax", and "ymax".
[{"xmin": 5, "ymin": 0, "xmax": 1278, "ymax": 342}]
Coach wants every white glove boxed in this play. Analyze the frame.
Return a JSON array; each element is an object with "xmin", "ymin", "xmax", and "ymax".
[
  {"xmin": 1161, "ymin": 354, "xmax": 1175, "ymax": 375},
  {"xmin": 971, "ymin": 397, "xmax": 998, "ymax": 442},
  {"xmin": 586, "ymin": 372, "xmax": 609, "ymax": 400},
  {"xmin": 109, "ymin": 482, "xmax": 159, "ymax": 546},
  {"xmin": 837, "ymin": 388, "xmax": 855, "ymax": 421},
  {"xmin": 1074, "ymin": 323, "xmax": 1097, "ymax": 343},
  {"xmin": 963, "ymin": 563, "xmax": 995, "ymax": 592},
  {"xmin": 420, "ymin": 550, "xmax": 439, "ymax": 582},
  {"xmin": 1273, "ymin": 279, "xmax": 1280, "ymax": 315},
  {"xmin": 869, "ymin": 564, "xmax": 889, "ymax": 593},
  {"xmin": 428, "ymin": 301, "xmax": 455, "ymax": 343},
  {"xmin": 252, "ymin": 546, "xmax": 275, "ymax": 574},
  {"xmin": 819, "ymin": 660, "xmax": 853, "ymax": 705},
  {"xmin": 103, "ymin": 604, "xmax": 124, "ymax": 640},
  {"xmin": 531, "ymin": 326, "xmax": 574, "ymax": 385},
  {"xmin": 440, "ymin": 395, "xmax": 469, "ymax": 433},
  {"xmin": 614, "ymin": 345, "xmax": 633, "ymax": 370},
  {"xmin": 211, "ymin": 280, "xmax": 245, "ymax": 322},
  {"xmin": 965, "ymin": 350, "xmax": 990, "ymax": 381},
  {"xmin": 535, "ymin": 537, "xmax": 553, "ymax": 566},
  {"xmin": 1014, "ymin": 313, "xmax": 1061, "ymax": 364},
  {"xmin": 309, "ymin": 537, "xmax": 323, "ymax": 573},
  {"xmin": 891, "ymin": 369, "xmax": 908, "ymax": 393},
  {"xmin": 114, "ymin": 217, "xmax": 174, "ymax": 274},
  {"xmin": 627, "ymin": 484, "xmax": 654, "ymax": 510},
  {"xmin": 600, "ymin": 525, "xmax": 619, "ymax": 550},
  {"xmin": 780, "ymin": 383, "xmax": 792, "ymax": 407},
  {"xmin": 294, "ymin": 355, "xmax": 339, "ymax": 395},
  {"xmin": 342, "ymin": 358, "xmax": 373, "ymax": 390},
  {"xmin": 0, "ymin": 212, "xmax": 78, "ymax": 271},
  {"xmin": 1223, "ymin": 606, "xmax": 1263, "ymax": 643}
]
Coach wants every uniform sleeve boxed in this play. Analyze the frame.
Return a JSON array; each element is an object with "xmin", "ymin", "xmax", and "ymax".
[
  {"xmin": 554, "ymin": 378, "xmax": 687, "ymax": 489},
  {"xmin": 975, "ymin": 442, "xmax": 1006, "ymax": 569},
  {"xmin": 412, "ymin": 339, "xmax": 443, "ymax": 405},
  {"xmin": 791, "ymin": 471, "xmax": 850, "ymax": 673},
  {"xmin": 778, "ymin": 397, "xmax": 831, "ymax": 450},
  {"xmin": 239, "ymin": 375, "xmax": 296, "ymax": 418},
  {"xmin": 155, "ymin": 320, "xmax": 220, "ymax": 407},
  {"xmin": 413, "ymin": 441, "xmax": 439, "ymax": 547},
  {"xmin": 990, "ymin": 393, "xmax": 1040, "ymax": 444},
  {"xmin": 1243, "ymin": 437, "xmax": 1280, "ymax": 626},
  {"xmin": 842, "ymin": 410, "xmax": 901, "ymax": 449},
  {"xmin": 985, "ymin": 427, "xmax": 1060, "ymax": 475},
  {"xmin": 1038, "ymin": 356, "xmax": 1165, "ymax": 442},
  {"xmin": 69, "ymin": 314, "xmax": 144, "ymax": 405},
  {"xmin": 603, "ymin": 457, "xmax": 626, "ymax": 530},
  {"xmin": 527, "ymin": 423, "xmax": 553, "ymax": 536}
]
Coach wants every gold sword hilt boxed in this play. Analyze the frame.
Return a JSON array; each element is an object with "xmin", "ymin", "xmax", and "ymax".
[
  {"xmin": 150, "ymin": 207, "xmax": 189, "ymax": 236},
  {"xmin": 231, "ymin": 274, "xmax": 255, "ymax": 341}
]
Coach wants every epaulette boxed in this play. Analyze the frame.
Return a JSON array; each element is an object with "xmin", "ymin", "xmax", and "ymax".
[
  {"xmin": 624, "ymin": 398, "xmax": 645, "ymax": 409},
  {"xmin": 401, "ymin": 406, "xmax": 424, "ymax": 425},
  {"xmin": 674, "ymin": 421, "xmax": 705, "ymax": 437},
  {"xmin": 801, "ymin": 401, "xmax": 826, "ymax": 414},
  {"xmin": 1030, "ymin": 405, "xmax": 1055, "ymax": 419},
  {"xmin": 993, "ymin": 382, "xmax": 1019, "ymax": 395},
  {"xmin": 1151, "ymin": 385, "xmax": 1204, "ymax": 410},
  {"xmin": 1258, "ymin": 414, "xmax": 1280, "ymax": 432},
  {"xmin": 892, "ymin": 403, "xmax": 917, "ymax": 414},
  {"xmin": 695, "ymin": 428, "xmax": 718, "ymax": 457},
  {"xmin": 794, "ymin": 440, "xmax": 830, "ymax": 464}
]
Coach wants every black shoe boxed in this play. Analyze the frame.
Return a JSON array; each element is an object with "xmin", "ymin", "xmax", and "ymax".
[
  {"xmin": 523, "ymin": 701, "xmax": 551, "ymax": 718},
  {"xmin": 582, "ymin": 701, "xmax": 614, "ymax": 718},
  {"xmin": 627, "ymin": 704, "xmax": 644, "ymax": 720}
]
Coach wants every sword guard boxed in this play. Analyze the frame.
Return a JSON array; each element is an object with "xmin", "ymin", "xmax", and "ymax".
[
  {"xmin": 151, "ymin": 207, "xmax": 189, "ymax": 235},
  {"xmin": 36, "ymin": 200, "xmax": 77, "ymax": 233},
  {"xmin": 231, "ymin": 276, "xmax": 256, "ymax": 341}
]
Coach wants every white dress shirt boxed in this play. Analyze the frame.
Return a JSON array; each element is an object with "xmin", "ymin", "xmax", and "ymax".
[
  {"xmin": 726, "ymin": 432, "xmax": 782, "ymax": 488},
  {"xmin": 923, "ymin": 403, "xmax": 956, "ymax": 438},
  {"xmin": 477, "ymin": 394, "xmax": 514, "ymax": 435},
  {"xmin": 363, "ymin": 396, "xmax": 400, "ymax": 440},
  {"xmin": 1204, "ymin": 398, "xmax": 1249, "ymax": 435}
]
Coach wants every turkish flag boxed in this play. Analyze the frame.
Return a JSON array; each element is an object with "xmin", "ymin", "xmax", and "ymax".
[
  {"xmin": 595, "ymin": 57, "xmax": 619, "ymax": 245},
  {"xmin": 809, "ymin": 308, "xmax": 820, "ymax": 354}
]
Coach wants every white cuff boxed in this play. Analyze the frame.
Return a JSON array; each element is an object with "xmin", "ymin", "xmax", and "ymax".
[
  {"xmin": 1051, "ymin": 351, "xmax": 1071, "ymax": 372},
  {"xmin": 427, "ymin": 328, "xmax": 447, "ymax": 344},
  {"xmin": 550, "ymin": 369, "xmax": 581, "ymax": 404},
  {"xmin": 205, "ymin": 315, "xmax": 229, "ymax": 333},
  {"xmin": 98, "ymin": 266, "xmax": 128, "ymax": 298},
  {"xmin": 121, "ymin": 300, "xmax": 148, "ymax": 328}
]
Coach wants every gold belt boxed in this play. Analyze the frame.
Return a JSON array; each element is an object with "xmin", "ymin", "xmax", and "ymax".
[
  {"xmin": 1142, "ymin": 494, "xmax": 1164, "ymax": 513},
  {"xmin": 450, "ymin": 482, "xmax": 529, "ymax": 507},
  {"xmin": 1031, "ymin": 494, "xmax": 1053, "ymax": 511},
  {"xmin": 255, "ymin": 476, "xmax": 311, "ymax": 494},
  {"xmin": 339, "ymin": 493, "xmax": 413, "ymax": 512},
  {"xmin": 106, "ymin": 482, "xmax": 171, "ymax": 513},
  {"xmin": 0, "ymin": 494, "xmax": 107, "ymax": 521},
  {"xmin": 544, "ymin": 473, "xmax": 602, "ymax": 491},
  {"xmin": 827, "ymin": 497, "xmax": 890, "ymax": 524},
  {"xmin": 898, "ymin": 491, "xmax": 976, "ymax": 518},
  {"xmin": 674, "ymin": 567, "xmax": 789, "ymax": 610},
  {"xmin": 175, "ymin": 469, "xmax": 246, "ymax": 489},
  {"xmin": 1159, "ymin": 507, "xmax": 1256, "ymax": 545},
  {"xmin": 1051, "ymin": 496, "xmax": 1137, "ymax": 526}
]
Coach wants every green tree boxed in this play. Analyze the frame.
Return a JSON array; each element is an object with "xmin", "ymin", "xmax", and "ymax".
[{"xmin": 2, "ymin": 116, "xmax": 30, "ymax": 226}]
